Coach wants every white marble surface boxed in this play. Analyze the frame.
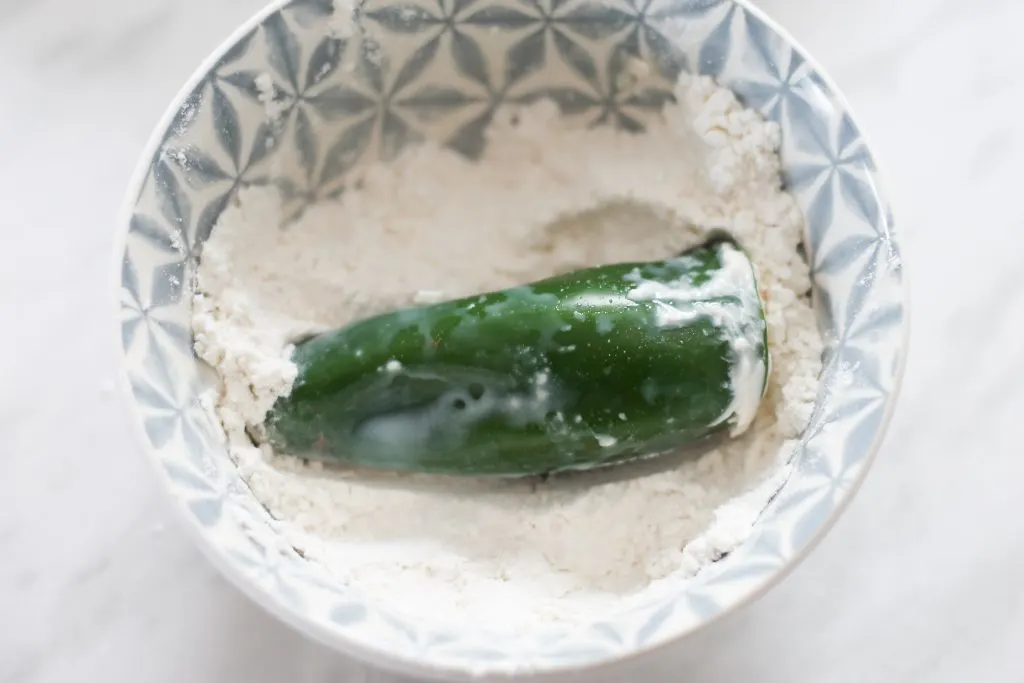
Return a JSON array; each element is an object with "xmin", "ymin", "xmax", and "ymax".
[{"xmin": 2, "ymin": 0, "xmax": 1023, "ymax": 680}]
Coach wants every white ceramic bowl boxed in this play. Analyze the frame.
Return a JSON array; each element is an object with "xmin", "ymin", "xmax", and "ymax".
[{"xmin": 114, "ymin": 0, "xmax": 908, "ymax": 678}]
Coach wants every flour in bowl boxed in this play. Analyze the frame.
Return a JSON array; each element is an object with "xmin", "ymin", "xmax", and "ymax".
[{"xmin": 192, "ymin": 73, "xmax": 822, "ymax": 628}]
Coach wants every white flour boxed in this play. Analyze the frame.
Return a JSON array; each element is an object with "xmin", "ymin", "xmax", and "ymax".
[{"xmin": 193, "ymin": 73, "xmax": 822, "ymax": 629}]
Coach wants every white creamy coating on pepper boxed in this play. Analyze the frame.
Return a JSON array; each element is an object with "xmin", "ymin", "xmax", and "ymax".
[
  {"xmin": 624, "ymin": 243, "xmax": 768, "ymax": 435},
  {"xmin": 355, "ymin": 366, "xmax": 567, "ymax": 454}
]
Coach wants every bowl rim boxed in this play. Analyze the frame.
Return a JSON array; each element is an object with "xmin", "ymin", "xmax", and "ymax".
[{"xmin": 111, "ymin": 0, "xmax": 911, "ymax": 679}]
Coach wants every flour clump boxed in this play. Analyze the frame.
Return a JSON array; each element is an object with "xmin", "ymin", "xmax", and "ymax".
[{"xmin": 192, "ymin": 73, "xmax": 823, "ymax": 630}]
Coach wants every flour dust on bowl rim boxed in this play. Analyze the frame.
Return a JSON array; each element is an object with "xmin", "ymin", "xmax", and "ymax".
[{"xmin": 113, "ymin": 0, "xmax": 907, "ymax": 678}]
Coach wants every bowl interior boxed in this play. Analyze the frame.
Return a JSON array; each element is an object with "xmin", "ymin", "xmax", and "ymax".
[{"xmin": 117, "ymin": 0, "xmax": 905, "ymax": 676}]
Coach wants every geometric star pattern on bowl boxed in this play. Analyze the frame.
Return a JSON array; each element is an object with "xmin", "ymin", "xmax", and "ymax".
[{"xmin": 115, "ymin": 0, "xmax": 906, "ymax": 677}]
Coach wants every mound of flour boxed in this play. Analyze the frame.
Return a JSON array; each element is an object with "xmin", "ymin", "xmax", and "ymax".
[{"xmin": 192, "ymin": 73, "xmax": 822, "ymax": 628}]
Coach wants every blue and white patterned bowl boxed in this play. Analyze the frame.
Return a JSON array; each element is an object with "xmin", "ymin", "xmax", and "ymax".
[{"xmin": 114, "ymin": 0, "xmax": 907, "ymax": 678}]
